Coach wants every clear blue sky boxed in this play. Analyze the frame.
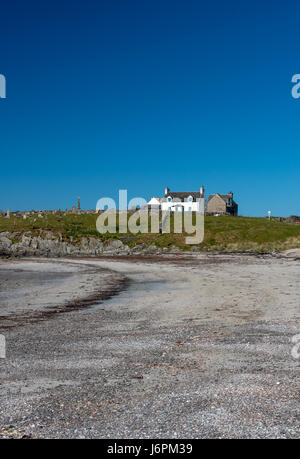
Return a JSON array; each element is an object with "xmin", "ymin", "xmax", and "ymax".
[{"xmin": 0, "ymin": 0, "xmax": 299, "ymax": 216}]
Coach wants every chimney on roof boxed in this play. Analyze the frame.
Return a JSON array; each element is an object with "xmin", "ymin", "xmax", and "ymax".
[
  {"xmin": 200, "ymin": 185, "xmax": 205, "ymax": 198},
  {"xmin": 228, "ymin": 191, "xmax": 233, "ymax": 207},
  {"xmin": 165, "ymin": 186, "xmax": 170, "ymax": 196}
]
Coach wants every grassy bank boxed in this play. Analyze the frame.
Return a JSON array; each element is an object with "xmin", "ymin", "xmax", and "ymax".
[{"xmin": 1, "ymin": 214, "xmax": 300, "ymax": 252}]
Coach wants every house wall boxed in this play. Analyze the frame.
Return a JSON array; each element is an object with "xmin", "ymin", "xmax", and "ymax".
[
  {"xmin": 207, "ymin": 195, "xmax": 226, "ymax": 214},
  {"xmin": 226, "ymin": 203, "xmax": 238, "ymax": 216},
  {"xmin": 161, "ymin": 199, "xmax": 203, "ymax": 212}
]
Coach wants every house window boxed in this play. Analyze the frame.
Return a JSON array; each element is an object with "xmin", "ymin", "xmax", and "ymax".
[
  {"xmin": 189, "ymin": 207, "xmax": 192, "ymax": 211},
  {"xmin": 168, "ymin": 207, "xmax": 171, "ymax": 211},
  {"xmin": 188, "ymin": 196, "xmax": 193, "ymax": 202},
  {"xmin": 167, "ymin": 196, "xmax": 171, "ymax": 202}
]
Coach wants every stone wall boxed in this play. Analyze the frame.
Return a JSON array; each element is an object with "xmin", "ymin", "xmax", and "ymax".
[{"xmin": 207, "ymin": 195, "xmax": 226, "ymax": 214}]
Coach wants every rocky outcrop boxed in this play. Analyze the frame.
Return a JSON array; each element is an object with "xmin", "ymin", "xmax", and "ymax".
[
  {"xmin": 0, "ymin": 231, "xmax": 133, "ymax": 257},
  {"xmin": 0, "ymin": 227, "xmax": 189, "ymax": 257},
  {"xmin": 0, "ymin": 235, "xmax": 12, "ymax": 252},
  {"xmin": 0, "ymin": 231, "xmax": 178, "ymax": 257}
]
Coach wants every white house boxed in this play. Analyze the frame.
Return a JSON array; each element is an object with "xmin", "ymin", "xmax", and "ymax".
[
  {"xmin": 148, "ymin": 197, "xmax": 163, "ymax": 206},
  {"xmin": 148, "ymin": 186, "xmax": 206, "ymax": 212}
]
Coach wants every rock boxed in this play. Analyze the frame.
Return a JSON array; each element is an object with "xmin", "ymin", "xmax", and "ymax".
[
  {"xmin": 0, "ymin": 232, "xmax": 13, "ymax": 239},
  {"xmin": 81, "ymin": 237, "xmax": 89, "ymax": 248},
  {"xmin": 21, "ymin": 234, "xmax": 31, "ymax": 246},
  {"xmin": 0, "ymin": 236, "xmax": 12, "ymax": 251},
  {"xmin": 10, "ymin": 243, "xmax": 27, "ymax": 256},
  {"xmin": 105, "ymin": 239, "xmax": 124, "ymax": 250},
  {"xmin": 281, "ymin": 248, "xmax": 300, "ymax": 258},
  {"xmin": 130, "ymin": 243, "xmax": 147, "ymax": 254},
  {"xmin": 88, "ymin": 237, "xmax": 104, "ymax": 254},
  {"xmin": 0, "ymin": 232, "xmax": 152, "ymax": 258},
  {"xmin": 144, "ymin": 243, "xmax": 158, "ymax": 254},
  {"xmin": 103, "ymin": 239, "xmax": 126, "ymax": 254}
]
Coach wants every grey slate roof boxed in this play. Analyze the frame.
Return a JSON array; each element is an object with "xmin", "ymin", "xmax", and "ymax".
[{"xmin": 163, "ymin": 191, "xmax": 202, "ymax": 202}]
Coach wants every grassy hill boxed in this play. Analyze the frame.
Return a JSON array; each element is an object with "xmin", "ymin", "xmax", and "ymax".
[{"xmin": 1, "ymin": 213, "xmax": 300, "ymax": 252}]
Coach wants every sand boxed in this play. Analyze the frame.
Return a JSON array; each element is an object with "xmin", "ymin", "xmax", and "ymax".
[{"xmin": 0, "ymin": 253, "xmax": 299, "ymax": 438}]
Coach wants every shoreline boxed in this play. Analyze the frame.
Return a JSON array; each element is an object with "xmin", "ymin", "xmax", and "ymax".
[
  {"xmin": 0, "ymin": 250, "xmax": 298, "ymax": 329},
  {"xmin": 2, "ymin": 226, "xmax": 300, "ymax": 258},
  {"xmin": 0, "ymin": 259, "xmax": 129, "ymax": 329}
]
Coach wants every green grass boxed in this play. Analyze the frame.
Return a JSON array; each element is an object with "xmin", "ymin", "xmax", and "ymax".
[
  {"xmin": 201, "ymin": 216, "xmax": 300, "ymax": 252},
  {"xmin": 1, "ymin": 213, "xmax": 300, "ymax": 252}
]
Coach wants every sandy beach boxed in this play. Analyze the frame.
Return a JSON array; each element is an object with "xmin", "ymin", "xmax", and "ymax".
[{"xmin": 0, "ymin": 254, "xmax": 299, "ymax": 438}]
